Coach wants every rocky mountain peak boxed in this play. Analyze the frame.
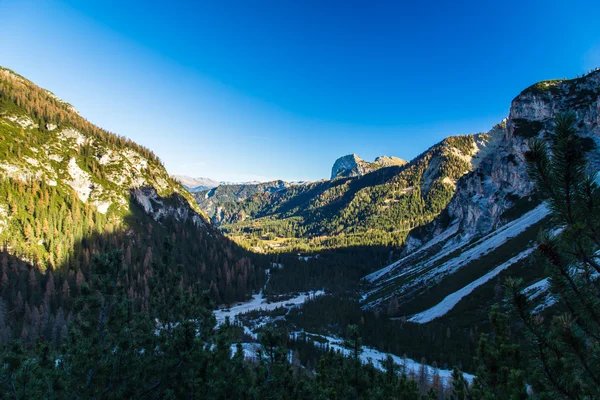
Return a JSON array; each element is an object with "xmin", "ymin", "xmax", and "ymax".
[
  {"xmin": 404, "ymin": 69, "xmax": 600, "ymax": 254},
  {"xmin": 374, "ymin": 155, "xmax": 408, "ymax": 167},
  {"xmin": 330, "ymin": 154, "xmax": 370, "ymax": 179},
  {"xmin": 330, "ymin": 154, "xmax": 407, "ymax": 180}
]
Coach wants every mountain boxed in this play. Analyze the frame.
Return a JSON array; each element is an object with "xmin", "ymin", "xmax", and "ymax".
[
  {"xmin": 187, "ymin": 69, "xmax": 600, "ymax": 378},
  {"xmin": 194, "ymin": 180, "xmax": 294, "ymax": 222},
  {"xmin": 362, "ymin": 69, "xmax": 600, "ymax": 322},
  {"xmin": 330, "ymin": 154, "xmax": 407, "ymax": 179},
  {"xmin": 200, "ymin": 134, "xmax": 491, "ymax": 251},
  {"xmin": 172, "ymin": 175, "xmax": 219, "ymax": 192},
  {"xmin": 0, "ymin": 66, "xmax": 264, "ymax": 342}
]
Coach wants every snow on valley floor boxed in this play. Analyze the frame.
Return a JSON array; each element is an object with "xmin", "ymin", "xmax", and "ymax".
[
  {"xmin": 215, "ymin": 288, "xmax": 474, "ymax": 385},
  {"xmin": 214, "ymin": 289, "xmax": 325, "ymax": 326},
  {"xmin": 297, "ymin": 333, "xmax": 474, "ymax": 385},
  {"xmin": 215, "ymin": 276, "xmax": 476, "ymax": 385},
  {"xmin": 231, "ymin": 333, "xmax": 474, "ymax": 386}
]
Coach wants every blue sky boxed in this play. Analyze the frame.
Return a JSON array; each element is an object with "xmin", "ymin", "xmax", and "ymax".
[{"xmin": 1, "ymin": 0, "xmax": 599, "ymax": 182}]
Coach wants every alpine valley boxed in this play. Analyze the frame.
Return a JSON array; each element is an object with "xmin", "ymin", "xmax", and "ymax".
[{"xmin": 2, "ymin": 63, "xmax": 600, "ymax": 399}]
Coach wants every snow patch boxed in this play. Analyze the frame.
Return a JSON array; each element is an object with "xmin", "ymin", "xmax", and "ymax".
[
  {"xmin": 522, "ymin": 278, "xmax": 550, "ymax": 300},
  {"xmin": 94, "ymin": 201, "xmax": 111, "ymax": 214},
  {"xmin": 214, "ymin": 290, "xmax": 324, "ymax": 326},
  {"xmin": 23, "ymin": 157, "xmax": 39, "ymax": 167},
  {"xmin": 364, "ymin": 203, "xmax": 549, "ymax": 308},
  {"xmin": 296, "ymin": 332, "xmax": 475, "ymax": 385},
  {"xmin": 0, "ymin": 204, "xmax": 8, "ymax": 234},
  {"xmin": 409, "ymin": 247, "xmax": 535, "ymax": 323}
]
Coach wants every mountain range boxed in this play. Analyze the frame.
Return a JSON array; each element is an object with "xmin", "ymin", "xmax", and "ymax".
[
  {"xmin": 190, "ymin": 69, "xmax": 600, "ymax": 325},
  {"xmin": 171, "ymin": 175, "xmax": 220, "ymax": 192},
  {"xmin": 2, "ymin": 63, "xmax": 600, "ymax": 395},
  {"xmin": 194, "ymin": 133, "xmax": 492, "ymax": 251}
]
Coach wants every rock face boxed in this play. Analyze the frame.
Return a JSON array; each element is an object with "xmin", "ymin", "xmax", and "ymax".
[
  {"xmin": 330, "ymin": 154, "xmax": 407, "ymax": 179},
  {"xmin": 331, "ymin": 154, "xmax": 372, "ymax": 179},
  {"xmin": 405, "ymin": 70, "xmax": 600, "ymax": 252},
  {"xmin": 373, "ymin": 156, "xmax": 408, "ymax": 168},
  {"xmin": 195, "ymin": 180, "xmax": 293, "ymax": 223},
  {"xmin": 0, "ymin": 66, "xmax": 209, "ymax": 228}
]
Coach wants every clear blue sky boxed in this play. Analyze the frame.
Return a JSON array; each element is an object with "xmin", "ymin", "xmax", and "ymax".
[{"xmin": 1, "ymin": 0, "xmax": 599, "ymax": 182}]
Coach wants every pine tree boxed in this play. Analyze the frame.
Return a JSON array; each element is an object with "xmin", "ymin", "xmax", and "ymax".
[
  {"xmin": 344, "ymin": 324, "xmax": 363, "ymax": 400},
  {"xmin": 504, "ymin": 112, "xmax": 600, "ymax": 398},
  {"xmin": 449, "ymin": 366, "xmax": 469, "ymax": 400},
  {"xmin": 470, "ymin": 306, "xmax": 527, "ymax": 399}
]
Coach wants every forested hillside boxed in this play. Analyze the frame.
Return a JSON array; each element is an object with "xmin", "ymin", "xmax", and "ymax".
[
  {"xmin": 199, "ymin": 133, "xmax": 494, "ymax": 251},
  {"xmin": 195, "ymin": 179, "xmax": 293, "ymax": 219},
  {"xmin": 0, "ymin": 67, "xmax": 265, "ymax": 343}
]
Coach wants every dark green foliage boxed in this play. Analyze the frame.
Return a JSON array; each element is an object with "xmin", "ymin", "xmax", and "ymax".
[
  {"xmin": 0, "ymin": 250, "xmax": 435, "ymax": 399},
  {"xmin": 264, "ymin": 246, "xmax": 396, "ymax": 295},
  {"xmin": 204, "ymin": 136, "xmax": 480, "ymax": 251},
  {"xmin": 286, "ymin": 295, "xmax": 479, "ymax": 372},
  {"xmin": 0, "ymin": 178, "xmax": 266, "ymax": 343},
  {"xmin": 450, "ymin": 367, "xmax": 469, "ymax": 400},
  {"xmin": 503, "ymin": 112, "xmax": 600, "ymax": 398},
  {"xmin": 511, "ymin": 118, "xmax": 544, "ymax": 138},
  {"xmin": 470, "ymin": 307, "xmax": 527, "ymax": 399}
]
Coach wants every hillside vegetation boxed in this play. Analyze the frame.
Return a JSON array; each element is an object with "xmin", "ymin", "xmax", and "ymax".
[
  {"xmin": 0, "ymin": 67, "xmax": 265, "ymax": 344},
  {"xmin": 197, "ymin": 134, "xmax": 492, "ymax": 252}
]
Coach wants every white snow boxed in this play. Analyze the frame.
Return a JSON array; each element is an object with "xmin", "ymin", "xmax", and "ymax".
[
  {"xmin": 521, "ymin": 278, "xmax": 557, "ymax": 313},
  {"xmin": 295, "ymin": 332, "xmax": 474, "ymax": 385},
  {"xmin": 24, "ymin": 157, "xmax": 39, "ymax": 166},
  {"xmin": 364, "ymin": 204, "xmax": 550, "ymax": 307},
  {"xmin": 0, "ymin": 204, "xmax": 8, "ymax": 234},
  {"xmin": 363, "ymin": 223, "xmax": 460, "ymax": 282},
  {"xmin": 214, "ymin": 290, "xmax": 324, "ymax": 326},
  {"xmin": 409, "ymin": 247, "xmax": 535, "ymax": 323},
  {"xmin": 230, "ymin": 331, "xmax": 475, "ymax": 386},
  {"xmin": 298, "ymin": 255, "xmax": 319, "ymax": 262},
  {"xmin": 387, "ymin": 204, "xmax": 548, "ymax": 285},
  {"xmin": 522, "ymin": 278, "xmax": 550, "ymax": 300},
  {"xmin": 94, "ymin": 201, "xmax": 111, "ymax": 214}
]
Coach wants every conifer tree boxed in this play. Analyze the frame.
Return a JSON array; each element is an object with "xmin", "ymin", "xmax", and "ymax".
[
  {"xmin": 504, "ymin": 112, "xmax": 600, "ymax": 398},
  {"xmin": 470, "ymin": 306, "xmax": 527, "ymax": 399}
]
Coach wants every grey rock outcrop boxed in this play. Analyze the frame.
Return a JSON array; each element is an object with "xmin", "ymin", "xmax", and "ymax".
[{"xmin": 405, "ymin": 70, "xmax": 600, "ymax": 252}]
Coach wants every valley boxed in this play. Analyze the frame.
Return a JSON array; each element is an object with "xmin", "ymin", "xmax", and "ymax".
[
  {"xmin": 1, "ymin": 63, "xmax": 600, "ymax": 398},
  {"xmin": 167, "ymin": 70, "xmax": 598, "ymax": 389}
]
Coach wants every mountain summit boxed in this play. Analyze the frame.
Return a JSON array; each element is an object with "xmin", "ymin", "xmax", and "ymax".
[{"xmin": 330, "ymin": 154, "xmax": 407, "ymax": 179}]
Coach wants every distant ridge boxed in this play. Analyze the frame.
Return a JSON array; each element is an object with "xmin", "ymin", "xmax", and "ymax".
[{"xmin": 172, "ymin": 175, "xmax": 219, "ymax": 192}]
